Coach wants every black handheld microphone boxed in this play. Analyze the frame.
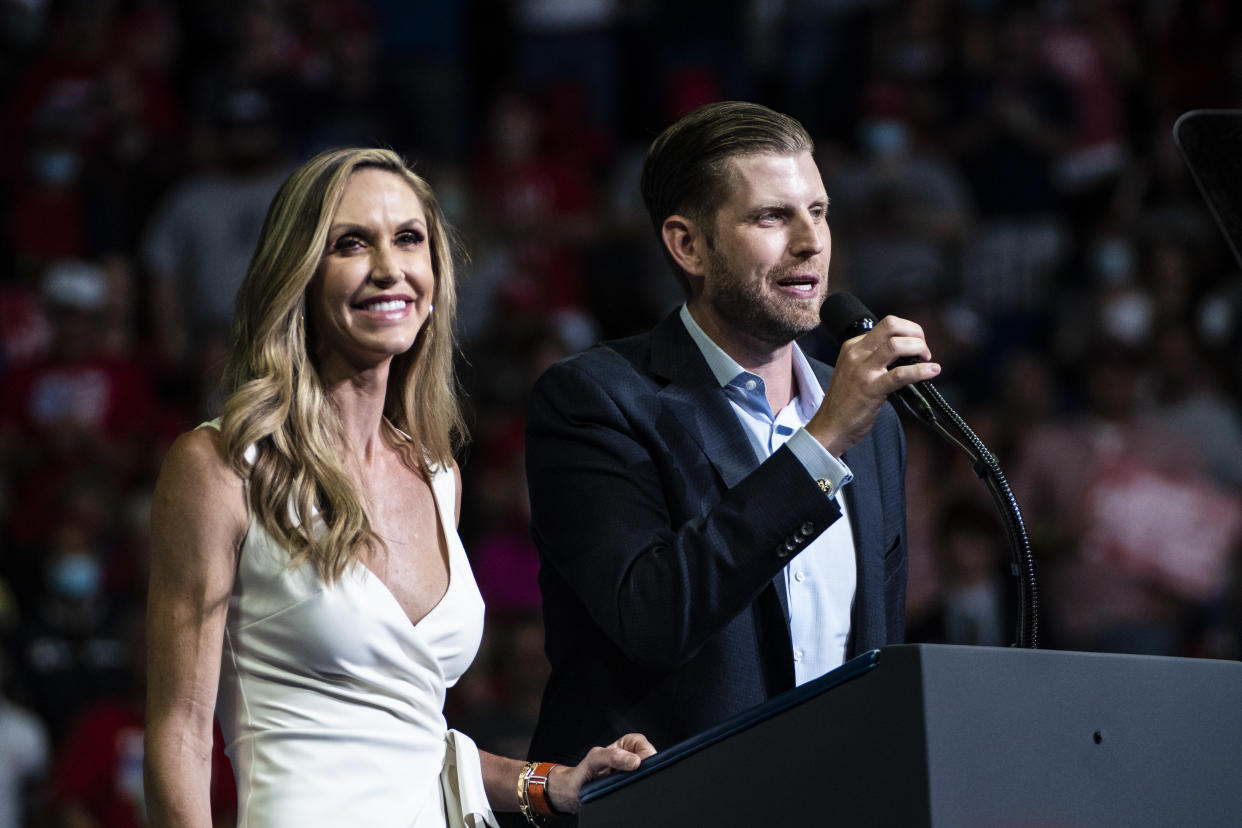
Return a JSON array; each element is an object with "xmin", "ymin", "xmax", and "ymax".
[
  {"xmin": 819, "ymin": 290, "xmax": 883, "ymax": 342},
  {"xmin": 820, "ymin": 291, "xmax": 943, "ymax": 429}
]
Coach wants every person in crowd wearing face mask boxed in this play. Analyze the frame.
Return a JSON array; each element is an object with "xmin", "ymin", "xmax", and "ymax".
[
  {"xmin": 0, "ymin": 260, "xmax": 156, "ymax": 571},
  {"xmin": 11, "ymin": 525, "xmax": 132, "ymax": 744},
  {"xmin": 827, "ymin": 82, "xmax": 973, "ymax": 310},
  {"xmin": 8, "ymin": 125, "xmax": 90, "ymax": 272},
  {"xmin": 138, "ymin": 85, "xmax": 294, "ymax": 366},
  {"xmin": 1011, "ymin": 328, "xmax": 1242, "ymax": 655}
]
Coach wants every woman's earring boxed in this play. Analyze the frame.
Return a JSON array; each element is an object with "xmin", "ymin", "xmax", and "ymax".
[{"xmin": 428, "ymin": 304, "xmax": 435, "ymax": 313}]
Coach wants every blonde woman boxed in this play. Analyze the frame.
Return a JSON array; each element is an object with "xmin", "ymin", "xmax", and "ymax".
[{"xmin": 143, "ymin": 148, "xmax": 652, "ymax": 828}]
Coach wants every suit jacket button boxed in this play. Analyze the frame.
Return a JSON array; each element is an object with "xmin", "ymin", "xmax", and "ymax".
[
  {"xmin": 799, "ymin": 521, "xmax": 815, "ymax": 537},
  {"xmin": 776, "ymin": 544, "xmax": 791, "ymax": 558}
]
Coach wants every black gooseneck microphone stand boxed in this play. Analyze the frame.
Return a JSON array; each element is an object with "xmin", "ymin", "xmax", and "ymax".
[{"xmin": 825, "ymin": 294, "xmax": 1039, "ymax": 649}]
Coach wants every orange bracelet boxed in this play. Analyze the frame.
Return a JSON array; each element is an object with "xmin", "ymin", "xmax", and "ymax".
[{"xmin": 526, "ymin": 761, "xmax": 559, "ymax": 818}]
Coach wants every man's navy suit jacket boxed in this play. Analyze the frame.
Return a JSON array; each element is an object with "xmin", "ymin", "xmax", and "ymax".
[{"xmin": 524, "ymin": 310, "xmax": 909, "ymax": 763}]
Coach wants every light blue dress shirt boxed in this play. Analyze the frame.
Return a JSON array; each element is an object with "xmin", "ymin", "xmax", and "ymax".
[{"xmin": 679, "ymin": 305, "xmax": 858, "ymax": 683}]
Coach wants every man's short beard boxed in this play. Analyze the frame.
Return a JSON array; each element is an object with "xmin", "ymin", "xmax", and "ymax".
[{"xmin": 703, "ymin": 244, "xmax": 822, "ymax": 347}]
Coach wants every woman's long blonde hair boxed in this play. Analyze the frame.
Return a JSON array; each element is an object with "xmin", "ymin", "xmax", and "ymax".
[{"xmin": 219, "ymin": 147, "xmax": 465, "ymax": 582}]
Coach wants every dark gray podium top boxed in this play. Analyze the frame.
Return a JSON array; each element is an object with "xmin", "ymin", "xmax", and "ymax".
[{"xmin": 581, "ymin": 644, "xmax": 1242, "ymax": 828}]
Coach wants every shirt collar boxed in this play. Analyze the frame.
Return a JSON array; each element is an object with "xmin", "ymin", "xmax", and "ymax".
[
  {"xmin": 679, "ymin": 303, "xmax": 824, "ymax": 419},
  {"xmin": 680, "ymin": 304, "xmax": 745, "ymax": 388}
]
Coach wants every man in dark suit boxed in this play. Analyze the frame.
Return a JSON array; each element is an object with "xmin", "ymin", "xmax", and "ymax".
[{"xmin": 524, "ymin": 101, "xmax": 940, "ymax": 767}]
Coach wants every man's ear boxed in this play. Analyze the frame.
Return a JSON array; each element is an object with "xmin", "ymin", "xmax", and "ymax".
[{"xmin": 661, "ymin": 214, "xmax": 710, "ymax": 278}]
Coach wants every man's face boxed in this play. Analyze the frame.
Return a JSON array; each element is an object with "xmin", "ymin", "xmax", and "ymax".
[{"xmin": 696, "ymin": 151, "xmax": 831, "ymax": 348}]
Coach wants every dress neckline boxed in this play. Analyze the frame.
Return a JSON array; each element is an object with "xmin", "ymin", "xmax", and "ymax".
[{"xmin": 356, "ymin": 464, "xmax": 455, "ymax": 631}]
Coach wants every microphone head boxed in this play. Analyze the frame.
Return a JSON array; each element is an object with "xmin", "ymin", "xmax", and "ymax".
[{"xmin": 821, "ymin": 292, "xmax": 877, "ymax": 343}]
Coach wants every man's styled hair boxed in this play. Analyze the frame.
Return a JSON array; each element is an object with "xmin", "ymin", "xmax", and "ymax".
[{"xmin": 640, "ymin": 101, "xmax": 814, "ymax": 294}]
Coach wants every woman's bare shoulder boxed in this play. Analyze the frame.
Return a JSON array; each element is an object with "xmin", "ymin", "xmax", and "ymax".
[
  {"xmin": 153, "ymin": 427, "xmax": 248, "ymax": 538},
  {"xmin": 161, "ymin": 426, "xmax": 237, "ymax": 481}
]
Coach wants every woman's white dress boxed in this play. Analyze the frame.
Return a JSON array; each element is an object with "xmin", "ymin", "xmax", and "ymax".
[{"xmin": 214, "ymin": 439, "xmax": 497, "ymax": 827}]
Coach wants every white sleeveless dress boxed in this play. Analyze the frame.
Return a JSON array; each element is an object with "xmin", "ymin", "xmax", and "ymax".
[{"xmin": 212, "ymin": 430, "xmax": 497, "ymax": 828}]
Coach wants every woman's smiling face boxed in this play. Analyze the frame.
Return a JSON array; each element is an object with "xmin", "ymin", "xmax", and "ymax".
[{"xmin": 309, "ymin": 167, "xmax": 435, "ymax": 378}]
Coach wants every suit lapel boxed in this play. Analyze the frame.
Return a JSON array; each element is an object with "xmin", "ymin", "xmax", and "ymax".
[
  {"xmin": 649, "ymin": 313, "xmax": 758, "ymax": 491},
  {"xmin": 649, "ymin": 313, "xmax": 794, "ymax": 621}
]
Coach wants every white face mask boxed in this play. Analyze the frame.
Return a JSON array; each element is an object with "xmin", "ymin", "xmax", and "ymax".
[
  {"xmin": 1101, "ymin": 291, "xmax": 1154, "ymax": 346},
  {"xmin": 32, "ymin": 149, "xmax": 82, "ymax": 185},
  {"xmin": 1091, "ymin": 238, "xmax": 1134, "ymax": 285},
  {"xmin": 48, "ymin": 552, "xmax": 102, "ymax": 600},
  {"xmin": 860, "ymin": 119, "xmax": 910, "ymax": 158}
]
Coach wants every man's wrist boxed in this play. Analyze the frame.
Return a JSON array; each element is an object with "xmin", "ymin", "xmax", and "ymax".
[{"xmin": 787, "ymin": 428, "xmax": 853, "ymax": 495}]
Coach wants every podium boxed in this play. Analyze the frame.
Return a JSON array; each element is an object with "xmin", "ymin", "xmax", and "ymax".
[{"xmin": 578, "ymin": 644, "xmax": 1242, "ymax": 827}]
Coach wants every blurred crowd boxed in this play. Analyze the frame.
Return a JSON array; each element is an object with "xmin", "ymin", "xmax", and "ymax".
[{"xmin": 2, "ymin": 0, "xmax": 1242, "ymax": 825}]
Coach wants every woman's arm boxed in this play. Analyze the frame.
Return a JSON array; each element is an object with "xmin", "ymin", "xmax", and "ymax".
[
  {"xmin": 456, "ymin": 454, "xmax": 655, "ymax": 816},
  {"xmin": 144, "ymin": 429, "xmax": 247, "ymax": 828},
  {"xmin": 479, "ymin": 734, "xmax": 655, "ymax": 817}
]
